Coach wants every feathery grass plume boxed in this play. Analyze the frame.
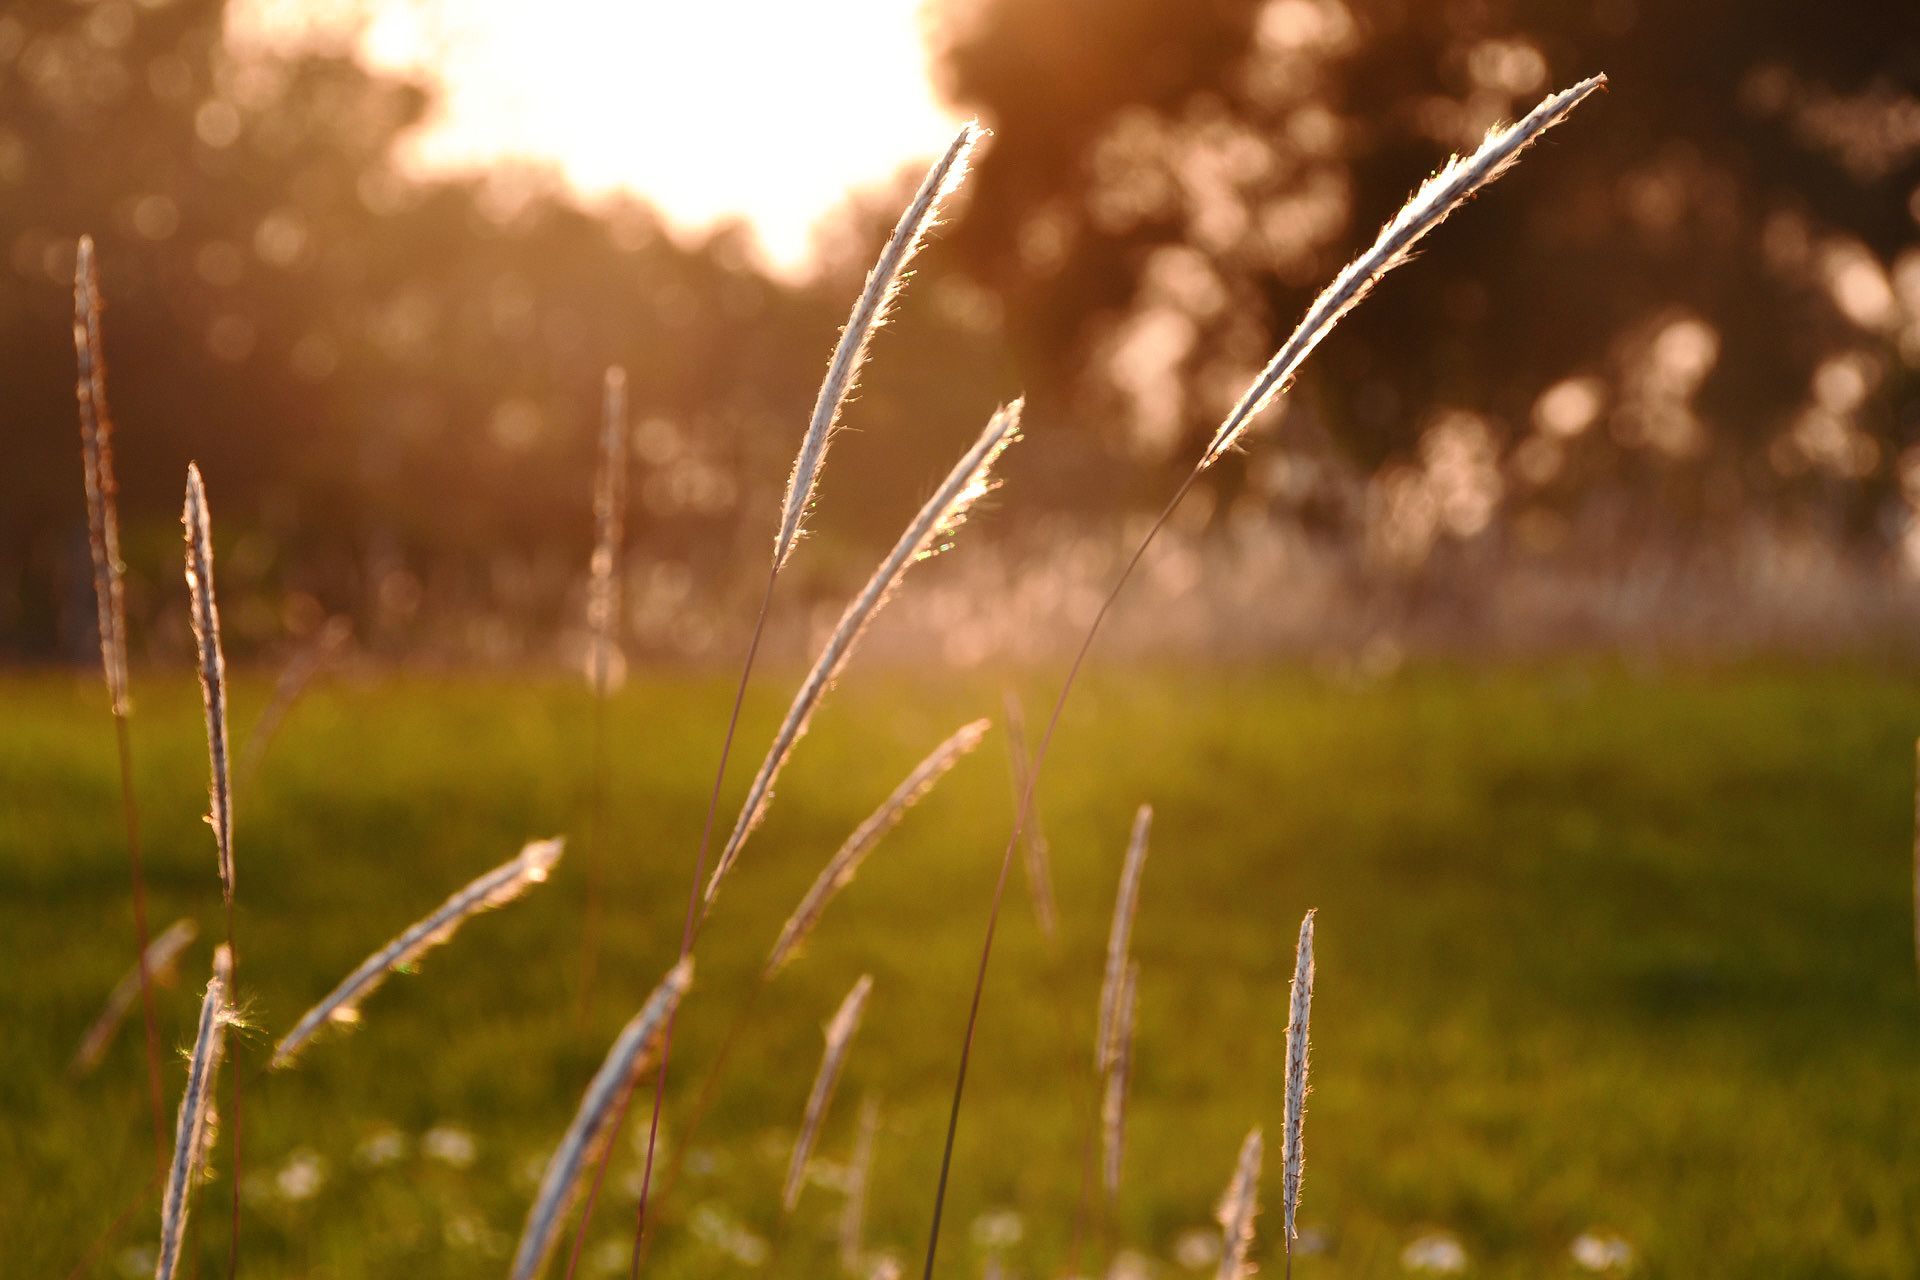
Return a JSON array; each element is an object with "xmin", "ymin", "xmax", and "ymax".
[
  {"xmin": 1204, "ymin": 75, "xmax": 1607, "ymax": 469},
  {"xmin": 775, "ymin": 123, "xmax": 984, "ymax": 570},
  {"xmin": 1000, "ymin": 690, "xmax": 1058, "ymax": 940},
  {"xmin": 708, "ymin": 401, "xmax": 1024, "ymax": 904},
  {"xmin": 785, "ymin": 975, "xmax": 875, "ymax": 1212},
  {"xmin": 75, "ymin": 234, "xmax": 169, "ymax": 1171},
  {"xmin": 272, "ymin": 838, "xmax": 565, "ymax": 1067},
  {"xmin": 156, "ymin": 946, "xmax": 233, "ymax": 1280},
  {"xmin": 238, "ymin": 615, "xmax": 353, "ymax": 785},
  {"xmin": 1216, "ymin": 1127, "xmax": 1263, "ymax": 1280},
  {"xmin": 1098, "ymin": 805, "xmax": 1152, "ymax": 1073},
  {"xmin": 1100, "ymin": 960, "xmax": 1138, "ymax": 1196},
  {"xmin": 183, "ymin": 464, "xmax": 235, "ymax": 906},
  {"xmin": 512, "ymin": 957, "xmax": 693, "ymax": 1280},
  {"xmin": 768, "ymin": 720, "xmax": 991, "ymax": 975},
  {"xmin": 74, "ymin": 235, "xmax": 131, "ymax": 716},
  {"xmin": 73, "ymin": 919, "xmax": 198, "ymax": 1076},
  {"xmin": 918, "ymin": 81, "xmax": 1606, "ymax": 1280},
  {"xmin": 588, "ymin": 366, "xmax": 630, "ymax": 696},
  {"xmin": 1281, "ymin": 911, "xmax": 1316, "ymax": 1256},
  {"xmin": 839, "ymin": 1095, "xmax": 880, "ymax": 1272}
]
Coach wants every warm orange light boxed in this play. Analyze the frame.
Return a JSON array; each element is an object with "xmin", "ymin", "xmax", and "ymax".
[{"xmin": 231, "ymin": 0, "xmax": 962, "ymax": 271}]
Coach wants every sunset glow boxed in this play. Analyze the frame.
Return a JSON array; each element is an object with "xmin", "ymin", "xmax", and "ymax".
[{"xmin": 231, "ymin": 0, "xmax": 963, "ymax": 271}]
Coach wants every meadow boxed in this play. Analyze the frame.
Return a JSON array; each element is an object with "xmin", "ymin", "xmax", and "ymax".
[{"xmin": 6, "ymin": 660, "xmax": 1919, "ymax": 1278}]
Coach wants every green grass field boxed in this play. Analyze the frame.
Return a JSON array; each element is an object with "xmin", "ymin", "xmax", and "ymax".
[{"xmin": 6, "ymin": 662, "xmax": 1920, "ymax": 1278}]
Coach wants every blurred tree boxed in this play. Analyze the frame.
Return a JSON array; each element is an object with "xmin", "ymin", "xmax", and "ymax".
[
  {"xmin": 0, "ymin": 0, "xmax": 852, "ymax": 658},
  {"xmin": 934, "ymin": 0, "xmax": 1920, "ymax": 546}
]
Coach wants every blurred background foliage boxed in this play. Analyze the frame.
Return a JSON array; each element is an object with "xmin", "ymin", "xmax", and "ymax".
[{"xmin": 1, "ymin": 0, "xmax": 1916, "ymax": 661}]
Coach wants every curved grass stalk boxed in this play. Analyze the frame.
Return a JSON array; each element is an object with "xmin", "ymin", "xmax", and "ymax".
[
  {"xmin": 767, "ymin": 719, "xmax": 991, "ymax": 975},
  {"xmin": 272, "ymin": 838, "xmax": 565, "ymax": 1067},
  {"xmin": 776, "ymin": 123, "xmax": 984, "ymax": 569},
  {"xmin": 73, "ymin": 919, "xmax": 197, "ymax": 1076},
  {"xmin": 920, "ymin": 78, "xmax": 1606, "ymax": 1278},
  {"xmin": 784, "ymin": 975, "xmax": 874, "ymax": 1212},
  {"xmin": 840, "ymin": 1095, "xmax": 881, "ymax": 1271},
  {"xmin": 1204, "ymin": 75, "xmax": 1607, "ymax": 468},
  {"xmin": 708, "ymin": 400, "xmax": 1024, "ymax": 905},
  {"xmin": 514, "ymin": 958, "xmax": 693, "ymax": 1280},
  {"xmin": 155, "ymin": 946, "xmax": 233, "ymax": 1280}
]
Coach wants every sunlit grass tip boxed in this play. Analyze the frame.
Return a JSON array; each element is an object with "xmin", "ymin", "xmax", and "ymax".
[
  {"xmin": 510, "ymin": 956, "xmax": 693, "ymax": 1280},
  {"xmin": 1281, "ymin": 909, "xmax": 1315, "ymax": 1251},
  {"xmin": 775, "ymin": 121, "xmax": 985, "ymax": 570},
  {"xmin": 767, "ymin": 719, "xmax": 991, "ymax": 975},
  {"xmin": 1203, "ymin": 74, "xmax": 1607, "ymax": 468},
  {"xmin": 1098, "ymin": 803, "xmax": 1152, "ymax": 1073},
  {"xmin": 73, "ymin": 234, "xmax": 131, "ymax": 716},
  {"xmin": 183, "ymin": 463, "xmax": 234, "ymax": 905},
  {"xmin": 272, "ymin": 837, "xmax": 566, "ymax": 1068},
  {"xmin": 73, "ymin": 918, "xmax": 197, "ymax": 1076},
  {"xmin": 1216, "ymin": 1126, "xmax": 1263, "ymax": 1280},
  {"xmin": 156, "ymin": 945, "xmax": 233, "ymax": 1280},
  {"xmin": 707, "ymin": 399, "xmax": 1025, "ymax": 904},
  {"xmin": 784, "ymin": 973, "xmax": 875, "ymax": 1212}
]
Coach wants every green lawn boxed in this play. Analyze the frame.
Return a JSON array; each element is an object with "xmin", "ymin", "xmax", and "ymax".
[{"xmin": 5, "ymin": 662, "xmax": 1920, "ymax": 1278}]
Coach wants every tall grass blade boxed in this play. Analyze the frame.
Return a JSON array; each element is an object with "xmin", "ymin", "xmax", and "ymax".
[
  {"xmin": 839, "ymin": 1095, "xmax": 880, "ymax": 1272},
  {"xmin": 74, "ymin": 234, "xmax": 168, "ymax": 1172},
  {"xmin": 1216, "ymin": 1127, "xmax": 1263, "ymax": 1280},
  {"xmin": 775, "ymin": 123, "xmax": 984, "ymax": 570},
  {"xmin": 1098, "ymin": 805, "xmax": 1152, "ymax": 1073},
  {"xmin": 514, "ymin": 957, "xmax": 693, "ymax": 1280},
  {"xmin": 1000, "ymin": 691, "xmax": 1058, "ymax": 940},
  {"xmin": 1281, "ymin": 911, "xmax": 1315, "ymax": 1255},
  {"xmin": 1100, "ymin": 960, "xmax": 1138, "ymax": 1197},
  {"xmin": 183, "ymin": 464, "xmax": 235, "ymax": 907},
  {"xmin": 708, "ymin": 400, "xmax": 1024, "ymax": 904},
  {"xmin": 785, "ymin": 975, "xmax": 874, "ymax": 1213},
  {"xmin": 73, "ymin": 919, "xmax": 198, "ymax": 1076},
  {"xmin": 155, "ymin": 946, "xmax": 232, "ymax": 1280},
  {"xmin": 1203, "ymin": 75, "xmax": 1607, "ymax": 467},
  {"xmin": 768, "ymin": 720, "xmax": 991, "ymax": 975},
  {"xmin": 272, "ymin": 838, "xmax": 566, "ymax": 1067},
  {"xmin": 74, "ymin": 235, "xmax": 131, "ymax": 717},
  {"xmin": 182, "ymin": 461, "xmax": 245, "ymax": 1276}
]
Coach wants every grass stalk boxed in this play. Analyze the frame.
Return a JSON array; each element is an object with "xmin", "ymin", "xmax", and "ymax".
[
  {"xmin": 514, "ymin": 959, "xmax": 692, "ymax": 1280},
  {"xmin": 784, "ymin": 975, "xmax": 874, "ymax": 1212},
  {"xmin": 272, "ymin": 838, "xmax": 565, "ymax": 1066},
  {"xmin": 72, "ymin": 235, "xmax": 167, "ymax": 1179},
  {"xmin": 183, "ymin": 463, "xmax": 243, "ymax": 1277},
  {"xmin": 155, "ymin": 947, "xmax": 233, "ymax": 1280},
  {"xmin": 73, "ymin": 919, "xmax": 197, "ymax": 1076},
  {"xmin": 1281, "ymin": 910, "xmax": 1315, "ymax": 1269}
]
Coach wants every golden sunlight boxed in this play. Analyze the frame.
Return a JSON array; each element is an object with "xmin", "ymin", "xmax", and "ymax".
[{"xmin": 229, "ymin": 0, "xmax": 962, "ymax": 271}]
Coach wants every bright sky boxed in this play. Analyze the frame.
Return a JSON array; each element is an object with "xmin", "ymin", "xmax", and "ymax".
[{"xmin": 229, "ymin": 0, "xmax": 963, "ymax": 271}]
